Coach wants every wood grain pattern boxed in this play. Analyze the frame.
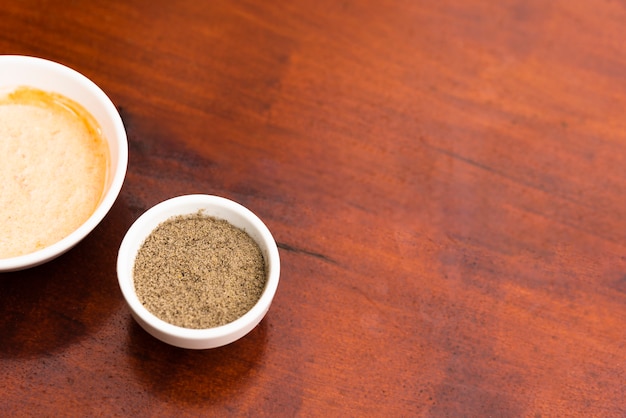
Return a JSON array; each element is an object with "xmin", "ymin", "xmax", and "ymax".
[{"xmin": 1, "ymin": 0, "xmax": 626, "ymax": 415}]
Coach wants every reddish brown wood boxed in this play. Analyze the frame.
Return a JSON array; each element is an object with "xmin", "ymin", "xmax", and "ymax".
[{"xmin": 1, "ymin": 0, "xmax": 626, "ymax": 415}]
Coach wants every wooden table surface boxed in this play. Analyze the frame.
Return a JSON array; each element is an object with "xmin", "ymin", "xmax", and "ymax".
[{"xmin": 2, "ymin": 0, "xmax": 626, "ymax": 416}]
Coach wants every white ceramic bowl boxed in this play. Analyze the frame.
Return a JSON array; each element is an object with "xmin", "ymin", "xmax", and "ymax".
[
  {"xmin": 116, "ymin": 194, "xmax": 280, "ymax": 349},
  {"xmin": 0, "ymin": 55, "xmax": 128, "ymax": 272}
]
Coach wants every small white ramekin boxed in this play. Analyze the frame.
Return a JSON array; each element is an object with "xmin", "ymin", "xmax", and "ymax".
[
  {"xmin": 116, "ymin": 194, "xmax": 280, "ymax": 349},
  {"xmin": 0, "ymin": 55, "xmax": 128, "ymax": 272}
]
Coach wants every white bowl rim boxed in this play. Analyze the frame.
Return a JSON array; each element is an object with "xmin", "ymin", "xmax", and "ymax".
[
  {"xmin": 0, "ymin": 55, "xmax": 128, "ymax": 272},
  {"xmin": 116, "ymin": 194, "xmax": 281, "ymax": 347}
]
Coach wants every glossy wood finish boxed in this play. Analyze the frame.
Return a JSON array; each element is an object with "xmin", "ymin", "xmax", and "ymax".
[{"xmin": 2, "ymin": 1, "xmax": 626, "ymax": 416}]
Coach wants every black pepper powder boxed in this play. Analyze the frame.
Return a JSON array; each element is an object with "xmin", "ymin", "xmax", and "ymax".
[{"xmin": 133, "ymin": 212, "xmax": 267, "ymax": 329}]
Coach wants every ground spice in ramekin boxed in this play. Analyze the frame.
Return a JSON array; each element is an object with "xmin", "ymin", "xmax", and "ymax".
[{"xmin": 133, "ymin": 212, "xmax": 267, "ymax": 329}]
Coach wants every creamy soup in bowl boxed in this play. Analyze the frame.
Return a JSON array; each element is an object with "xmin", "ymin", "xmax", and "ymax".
[{"xmin": 0, "ymin": 56, "xmax": 127, "ymax": 272}]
